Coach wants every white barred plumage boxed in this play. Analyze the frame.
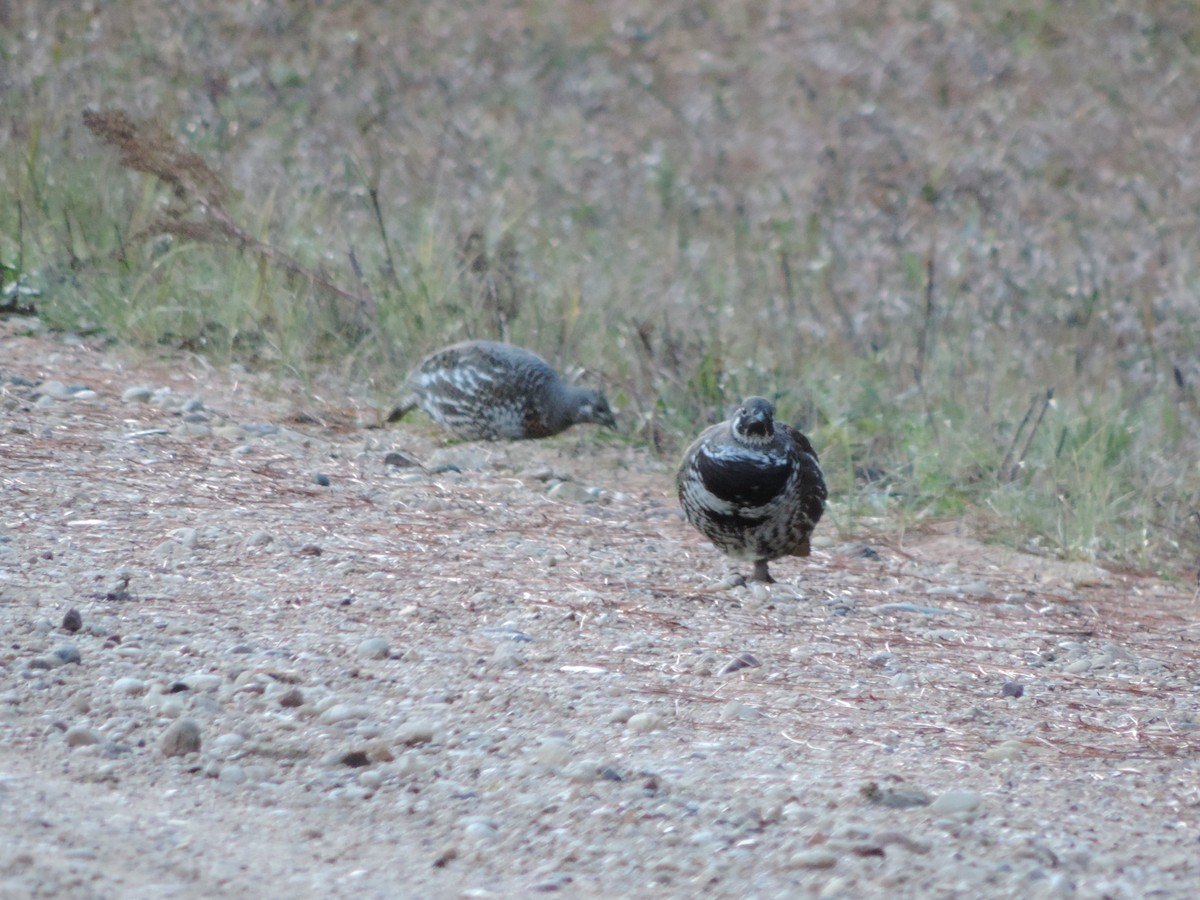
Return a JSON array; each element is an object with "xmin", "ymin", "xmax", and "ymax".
[{"xmin": 389, "ymin": 340, "xmax": 616, "ymax": 441}]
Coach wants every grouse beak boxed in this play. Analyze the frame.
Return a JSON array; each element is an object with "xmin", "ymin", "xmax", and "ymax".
[{"xmin": 739, "ymin": 407, "xmax": 769, "ymax": 438}]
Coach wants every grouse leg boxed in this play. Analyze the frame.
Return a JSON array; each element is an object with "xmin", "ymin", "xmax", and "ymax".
[{"xmin": 751, "ymin": 559, "xmax": 775, "ymax": 583}]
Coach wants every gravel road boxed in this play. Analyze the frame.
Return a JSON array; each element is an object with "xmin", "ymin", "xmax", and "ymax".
[{"xmin": 2, "ymin": 322, "xmax": 1198, "ymax": 899}]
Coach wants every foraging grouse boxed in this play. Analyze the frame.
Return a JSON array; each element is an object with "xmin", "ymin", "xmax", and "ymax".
[
  {"xmin": 389, "ymin": 340, "xmax": 616, "ymax": 441},
  {"xmin": 677, "ymin": 397, "xmax": 826, "ymax": 583}
]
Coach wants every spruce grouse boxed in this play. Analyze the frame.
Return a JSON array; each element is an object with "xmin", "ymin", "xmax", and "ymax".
[
  {"xmin": 388, "ymin": 340, "xmax": 616, "ymax": 441},
  {"xmin": 677, "ymin": 396, "xmax": 826, "ymax": 583}
]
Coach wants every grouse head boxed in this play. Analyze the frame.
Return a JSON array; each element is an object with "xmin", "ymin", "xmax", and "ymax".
[
  {"xmin": 731, "ymin": 396, "xmax": 776, "ymax": 446},
  {"xmin": 559, "ymin": 386, "xmax": 618, "ymax": 432}
]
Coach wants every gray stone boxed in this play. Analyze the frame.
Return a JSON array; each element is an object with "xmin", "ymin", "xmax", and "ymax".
[
  {"xmin": 52, "ymin": 644, "xmax": 82, "ymax": 665},
  {"xmin": 64, "ymin": 726, "xmax": 103, "ymax": 748},
  {"xmin": 930, "ymin": 789, "xmax": 981, "ymax": 815},
  {"xmin": 356, "ymin": 637, "xmax": 390, "ymax": 660},
  {"xmin": 396, "ymin": 721, "xmax": 437, "ymax": 745},
  {"xmin": 160, "ymin": 718, "xmax": 203, "ymax": 757},
  {"xmin": 320, "ymin": 704, "xmax": 371, "ymax": 724},
  {"xmin": 122, "ymin": 386, "xmax": 155, "ymax": 403},
  {"xmin": 112, "ymin": 677, "xmax": 147, "ymax": 696}
]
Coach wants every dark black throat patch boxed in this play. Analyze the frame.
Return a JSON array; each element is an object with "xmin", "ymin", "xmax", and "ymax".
[{"xmin": 695, "ymin": 448, "xmax": 791, "ymax": 509}]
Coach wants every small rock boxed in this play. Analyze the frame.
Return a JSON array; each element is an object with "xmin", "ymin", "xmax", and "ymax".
[
  {"xmin": 358, "ymin": 769, "xmax": 385, "ymax": 790},
  {"xmin": 121, "ymin": 385, "xmax": 155, "ymax": 403},
  {"xmin": 720, "ymin": 701, "xmax": 764, "ymax": 722},
  {"xmin": 181, "ymin": 674, "xmax": 223, "ymax": 692},
  {"xmin": 930, "ymin": 789, "xmax": 981, "ymax": 815},
  {"xmin": 278, "ymin": 687, "xmax": 305, "ymax": 708},
  {"xmin": 245, "ymin": 530, "xmax": 274, "ymax": 548},
  {"xmin": 464, "ymin": 820, "xmax": 499, "ymax": 844},
  {"xmin": 312, "ymin": 472, "xmax": 331, "ymax": 487},
  {"xmin": 336, "ymin": 750, "xmax": 372, "ymax": 768},
  {"xmin": 889, "ymin": 673, "xmax": 915, "ymax": 689},
  {"xmin": 52, "ymin": 644, "xmax": 81, "ymax": 665},
  {"xmin": 396, "ymin": 721, "xmax": 437, "ymax": 745},
  {"xmin": 626, "ymin": 711, "xmax": 663, "ymax": 734},
  {"xmin": 1065, "ymin": 658, "xmax": 1091, "ymax": 675},
  {"xmin": 1001, "ymin": 681, "xmax": 1025, "ymax": 698},
  {"xmin": 383, "ymin": 451, "xmax": 421, "ymax": 469},
  {"xmin": 173, "ymin": 527, "xmax": 200, "ymax": 549},
  {"xmin": 62, "ymin": 608, "xmax": 83, "ymax": 633},
  {"xmin": 218, "ymin": 764, "xmax": 247, "ymax": 785},
  {"xmin": 874, "ymin": 831, "xmax": 931, "ymax": 854},
  {"xmin": 790, "ymin": 849, "xmax": 838, "ymax": 869},
  {"xmin": 64, "ymin": 726, "xmax": 103, "ymax": 748},
  {"xmin": 861, "ymin": 782, "xmax": 932, "ymax": 808},
  {"xmin": 160, "ymin": 718, "xmax": 203, "ymax": 757},
  {"xmin": 320, "ymin": 704, "xmax": 371, "ymax": 724},
  {"xmin": 535, "ymin": 737, "xmax": 572, "ymax": 766},
  {"xmin": 546, "ymin": 481, "xmax": 595, "ymax": 504},
  {"xmin": 983, "ymin": 740, "xmax": 1025, "ymax": 762},
  {"xmin": 40, "ymin": 380, "xmax": 72, "ymax": 399},
  {"xmin": 356, "ymin": 637, "xmax": 390, "ymax": 660},
  {"xmin": 872, "ymin": 602, "xmax": 946, "ymax": 616},
  {"xmin": 718, "ymin": 652, "xmax": 761, "ymax": 675},
  {"xmin": 113, "ymin": 677, "xmax": 147, "ymax": 696},
  {"xmin": 607, "ymin": 705, "xmax": 634, "ymax": 724}
]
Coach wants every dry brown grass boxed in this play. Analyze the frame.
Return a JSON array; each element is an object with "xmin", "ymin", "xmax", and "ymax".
[{"xmin": 3, "ymin": 0, "xmax": 1200, "ymax": 574}]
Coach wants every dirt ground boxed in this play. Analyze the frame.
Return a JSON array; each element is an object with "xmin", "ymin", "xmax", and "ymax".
[{"xmin": 1, "ymin": 320, "xmax": 1198, "ymax": 899}]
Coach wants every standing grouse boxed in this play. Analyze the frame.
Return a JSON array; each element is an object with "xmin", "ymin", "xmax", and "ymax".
[
  {"xmin": 388, "ymin": 340, "xmax": 616, "ymax": 440},
  {"xmin": 677, "ymin": 397, "xmax": 826, "ymax": 583}
]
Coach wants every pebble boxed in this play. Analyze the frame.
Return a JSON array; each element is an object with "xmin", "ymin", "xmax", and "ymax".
[
  {"xmin": 861, "ymin": 782, "xmax": 931, "ymax": 808},
  {"xmin": 320, "ymin": 704, "xmax": 372, "ymax": 724},
  {"xmin": 278, "ymin": 687, "xmax": 305, "ymax": 708},
  {"xmin": 64, "ymin": 725, "xmax": 102, "ymax": 748},
  {"xmin": 535, "ymin": 737, "xmax": 572, "ymax": 766},
  {"xmin": 929, "ymin": 789, "xmax": 982, "ymax": 815},
  {"xmin": 719, "ymin": 651, "xmax": 761, "ymax": 675},
  {"xmin": 1001, "ymin": 681, "xmax": 1025, "ymax": 698},
  {"xmin": 720, "ymin": 701, "xmax": 763, "ymax": 722},
  {"xmin": 40, "ymin": 380, "xmax": 72, "ymax": 399},
  {"xmin": 218, "ymin": 764, "xmax": 248, "ymax": 785},
  {"xmin": 113, "ymin": 677, "xmax": 147, "ymax": 696},
  {"xmin": 312, "ymin": 472, "xmax": 331, "ymax": 487},
  {"xmin": 174, "ymin": 527, "xmax": 200, "ymax": 549},
  {"xmin": 122, "ymin": 385, "xmax": 155, "ymax": 403},
  {"xmin": 396, "ymin": 721, "xmax": 437, "ymax": 745},
  {"xmin": 1065, "ymin": 658, "xmax": 1092, "ymax": 675},
  {"xmin": 356, "ymin": 637, "xmax": 390, "ymax": 660},
  {"xmin": 464, "ymin": 819, "xmax": 500, "ymax": 844},
  {"xmin": 872, "ymin": 602, "xmax": 947, "ymax": 616},
  {"xmin": 160, "ymin": 718, "xmax": 203, "ymax": 757},
  {"xmin": 790, "ymin": 849, "xmax": 838, "ymax": 869},
  {"xmin": 62, "ymin": 608, "xmax": 83, "ymax": 633},
  {"xmin": 52, "ymin": 644, "xmax": 82, "ymax": 665},
  {"xmin": 983, "ymin": 740, "xmax": 1025, "ymax": 761},
  {"xmin": 182, "ymin": 674, "xmax": 223, "ymax": 692},
  {"xmin": 546, "ymin": 481, "xmax": 595, "ymax": 503},
  {"xmin": 212, "ymin": 733, "xmax": 246, "ymax": 753},
  {"xmin": 889, "ymin": 672, "xmax": 915, "ymax": 689},
  {"xmin": 607, "ymin": 706, "xmax": 634, "ymax": 724},
  {"xmin": 627, "ymin": 711, "xmax": 663, "ymax": 734},
  {"xmin": 245, "ymin": 530, "xmax": 274, "ymax": 548}
]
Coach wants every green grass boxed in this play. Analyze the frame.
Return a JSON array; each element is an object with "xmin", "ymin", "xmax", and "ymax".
[{"xmin": 3, "ymin": 0, "xmax": 1200, "ymax": 577}]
